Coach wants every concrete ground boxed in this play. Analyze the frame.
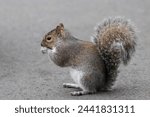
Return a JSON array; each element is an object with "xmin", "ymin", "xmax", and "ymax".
[{"xmin": 0, "ymin": 0, "xmax": 150, "ymax": 100}]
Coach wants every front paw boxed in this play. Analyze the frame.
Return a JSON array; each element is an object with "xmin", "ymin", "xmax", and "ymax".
[{"xmin": 40, "ymin": 47, "xmax": 48, "ymax": 54}]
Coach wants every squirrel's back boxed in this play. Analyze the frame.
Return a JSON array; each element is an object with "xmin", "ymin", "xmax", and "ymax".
[{"xmin": 91, "ymin": 17, "xmax": 137, "ymax": 89}]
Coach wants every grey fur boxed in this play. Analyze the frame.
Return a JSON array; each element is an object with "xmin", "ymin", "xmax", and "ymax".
[{"xmin": 41, "ymin": 17, "xmax": 137, "ymax": 96}]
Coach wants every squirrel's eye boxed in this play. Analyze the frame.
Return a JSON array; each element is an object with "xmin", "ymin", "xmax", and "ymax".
[{"xmin": 47, "ymin": 37, "xmax": 51, "ymax": 41}]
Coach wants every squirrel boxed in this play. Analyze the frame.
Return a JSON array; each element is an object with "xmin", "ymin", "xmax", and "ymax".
[{"xmin": 40, "ymin": 17, "xmax": 137, "ymax": 96}]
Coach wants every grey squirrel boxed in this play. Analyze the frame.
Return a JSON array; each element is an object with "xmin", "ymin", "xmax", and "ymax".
[{"xmin": 40, "ymin": 17, "xmax": 137, "ymax": 96}]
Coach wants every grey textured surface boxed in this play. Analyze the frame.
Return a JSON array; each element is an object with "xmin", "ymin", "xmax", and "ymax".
[{"xmin": 0, "ymin": 0, "xmax": 150, "ymax": 99}]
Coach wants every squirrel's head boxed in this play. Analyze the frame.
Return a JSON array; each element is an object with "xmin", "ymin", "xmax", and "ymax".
[{"xmin": 40, "ymin": 23, "xmax": 65, "ymax": 54}]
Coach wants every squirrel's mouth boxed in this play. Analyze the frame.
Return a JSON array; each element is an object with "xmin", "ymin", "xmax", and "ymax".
[{"xmin": 47, "ymin": 47, "xmax": 52, "ymax": 50}]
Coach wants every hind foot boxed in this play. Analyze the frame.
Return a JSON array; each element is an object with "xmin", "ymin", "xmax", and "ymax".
[
  {"xmin": 71, "ymin": 90, "xmax": 96, "ymax": 96},
  {"xmin": 63, "ymin": 83, "xmax": 81, "ymax": 89}
]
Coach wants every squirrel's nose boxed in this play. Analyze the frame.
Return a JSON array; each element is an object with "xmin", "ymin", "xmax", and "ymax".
[{"xmin": 41, "ymin": 42, "xmax": 44, "ymax": 47}]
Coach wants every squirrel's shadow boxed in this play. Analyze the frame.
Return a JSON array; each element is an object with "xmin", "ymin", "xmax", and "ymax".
[{"xmin": 94, "ymin": 86, "xmax": 138, "ymax": 99}]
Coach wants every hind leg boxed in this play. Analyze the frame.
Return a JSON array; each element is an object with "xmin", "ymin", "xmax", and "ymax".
[
  {"xmin": 70, "ymin": 73, "xmax": 104, "ymax": 96},
  {"xmin": 63, "ymin": 83, "xmax": 96, "ymax": 96}
]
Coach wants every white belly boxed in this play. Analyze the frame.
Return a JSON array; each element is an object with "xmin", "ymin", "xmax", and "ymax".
[{"xmin": 70, "ymin": 68, "xmax": 84, "ymax": 87}]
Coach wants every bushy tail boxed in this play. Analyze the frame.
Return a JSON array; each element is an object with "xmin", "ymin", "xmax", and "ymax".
[{"xmin": 91, "ymin": 17, "xmax": 137, "ymax": 89}]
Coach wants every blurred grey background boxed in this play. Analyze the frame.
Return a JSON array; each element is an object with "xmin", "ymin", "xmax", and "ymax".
[{"xmin": 0, "ymin": 0, "xmax": 150, "ymax": 99}]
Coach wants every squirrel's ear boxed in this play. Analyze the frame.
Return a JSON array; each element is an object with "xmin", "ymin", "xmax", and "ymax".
[
  {"xmin": 59, "ymin": 23, "xmax": 64, "ymax": 29},
  {"xmin": 56, "ymin": 23, "xmax": 65, "ymax": 37}
]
